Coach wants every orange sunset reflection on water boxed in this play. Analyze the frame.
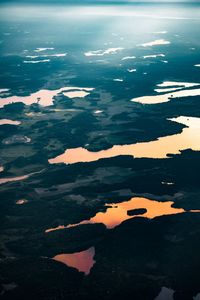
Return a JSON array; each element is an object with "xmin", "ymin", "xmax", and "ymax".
[
  {"xmin": 0, "ymin": 87, "xmax": 94, "ymax": 108},
  {"xmin": 49, "ymin": 116, "xmax": 200, "ymax": 165},
  {"xmin": 66, "ymin": 197, "xmax": 186, "ymax": 229},
  {"xmin": 45, "ymin": 197, "xmax": 200, "ymax": 233},
  {"xmin": 53, "ymin": 247, "xmax": 95, "ymax": 275}
]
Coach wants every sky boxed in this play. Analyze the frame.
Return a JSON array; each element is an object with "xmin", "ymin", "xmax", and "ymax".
[
  {"xmin": 1, "ymin": 0, "xmax": 200, "ymax": 5},
  {"xmin": 1, "ymin": 0, "xmax": 200, "ymax": 2}
]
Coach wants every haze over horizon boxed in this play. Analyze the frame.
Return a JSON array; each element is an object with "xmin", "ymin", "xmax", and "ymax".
[{"xmin": 1, "ymin": 0, "xmax": 200, "ymax": 3}]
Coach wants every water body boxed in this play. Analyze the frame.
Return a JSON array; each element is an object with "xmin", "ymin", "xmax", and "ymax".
[
  {"xmin": 0, "ymin": 87, "xmax": 94, "ymax": 108},
  {"xmin": 0, "ymin": 89, "xmax": 9, "ymax": 93},
  {"xmin": 25, "ymin": 53, "xmax": 67, "ymax": 58},
  {"xmin": 66, "ymin": 197, "xmax": 186, "ymax": 230},
  {"xmin": 34, "ymin": 48, "xmax": 54, "ymax": 52},
  {"xmin": 132, "ymin": 81, "xmax": 200, "ymax": 104},
  {"xmin": 154, "ymin": 287, "xmax": 174, "ymax": 300},
  {"xmin": 0, "ymin": 119, "xmax": 21, "ymax": 125},
  {"xmin": 16, "ymin": 199, "xmax": 28, "ymax": 205},
  {"xmin": 85, "ymin": 47, "xmax": 123, "ymax": 57},
  {"xmin": 194, "ymin": 294, "xmax": 200, "ymax": 300},
  {"xmin": 143, "ymin": 54, "xmax": 165, "ymax": 59},
  {"xmin": 0, "ymin": 170, "xmax": 43, "ymax": 185},
  {"xmin": 49, "ymin": 116, "xmax": 200, "ymax": 164},
  {"xmin": 23, "ymin": 59, "xmax": 50, "ymax": 64},
  {"xmin": 0, "ymin": 173, "xmax": 31, "ymax": 185},
  {"xmin": 45, "ymin": 197, "xmax": 200, "ymax": 233},
  {"xmin": 140, "ymin": 39, "xmax": 170, "ymax": 47},
  {"xmin": 53, "ymin": 247, "xmax": 95, "ymax": 275},
  {"xmin": 122, "ymin": 56, "xmax": 136, "ymax": 61},
  {"xmin": 127, "ymin": 68, "xmax": 136, "ymax": 72}
]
